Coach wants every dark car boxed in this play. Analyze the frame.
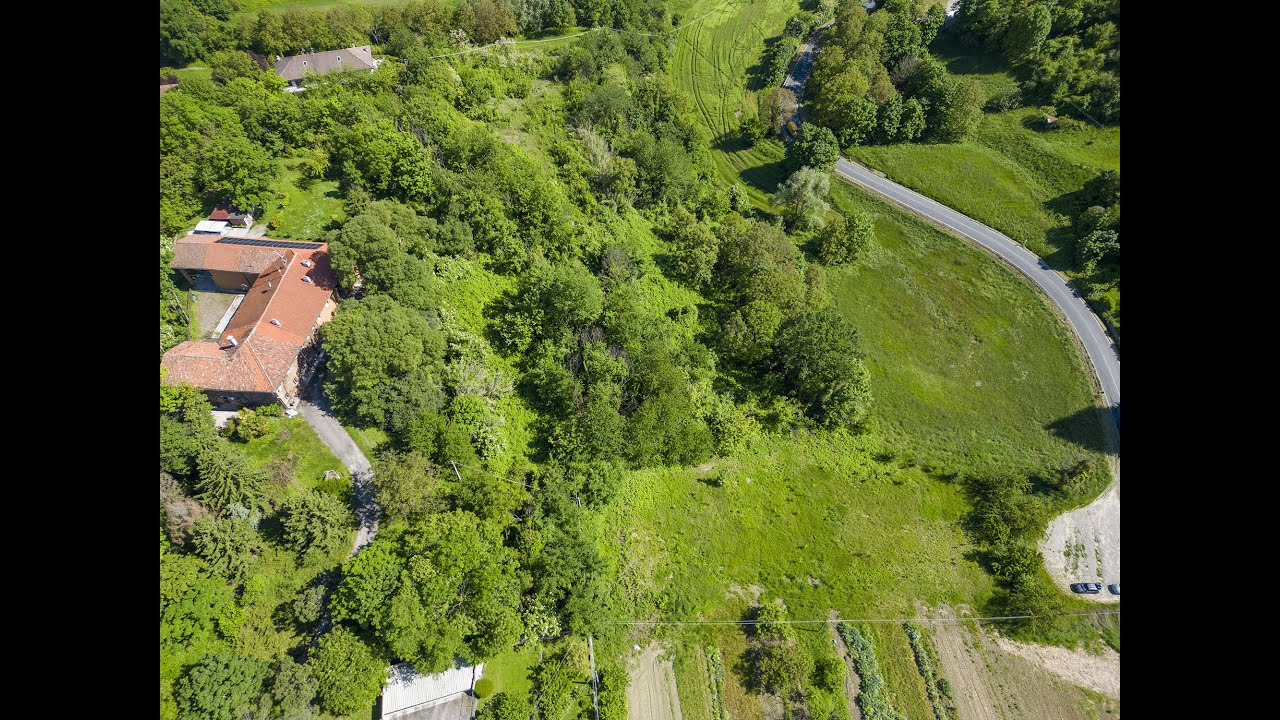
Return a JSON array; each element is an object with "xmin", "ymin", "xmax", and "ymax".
[
  {"xmin": 1070, "ymin": 582, "xmax": 1103, "ymax": 594},
  {"xmin": 1107, "ymin": 583, "xmax": 1120, "ymax": 595}
]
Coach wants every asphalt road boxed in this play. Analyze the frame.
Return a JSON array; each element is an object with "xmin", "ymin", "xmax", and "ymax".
[{"xmin": 832, "ymin": 159, "xmax": 1121, "ymax": 427}]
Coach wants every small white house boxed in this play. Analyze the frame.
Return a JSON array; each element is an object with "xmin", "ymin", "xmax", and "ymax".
[{"xmin": 381, "ymin": 662, "xmax": 481, "ymax": 720}]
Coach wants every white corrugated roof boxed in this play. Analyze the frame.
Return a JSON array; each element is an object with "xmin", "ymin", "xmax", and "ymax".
[
  {"xmin": 195, "ymin": 220, "xmax": 230, "ymax": 234},
  {"xmin": 382, "ymin": 662, "xmax": 482, "ymax": 718}
]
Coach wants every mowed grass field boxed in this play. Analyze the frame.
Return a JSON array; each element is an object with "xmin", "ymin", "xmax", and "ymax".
[
  {"xmin": 673, "ymin": 0, "xmax": 1105, "ymax": 476},
  {"xmin": 674, "ymin": 0, "xmax": 797, "ymax": 203},
  {"xmin": 845, "ymin": 33, "xmax": 1121, "ymax": 334}
]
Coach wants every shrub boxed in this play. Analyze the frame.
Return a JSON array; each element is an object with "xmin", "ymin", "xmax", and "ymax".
[
  {"xmin": 985, "ymin": 86, "xmax": 1022, "ymax": 112},
  {"xmin": 474, "ymin": 677, "xmax": 495, "ymax": 698}
]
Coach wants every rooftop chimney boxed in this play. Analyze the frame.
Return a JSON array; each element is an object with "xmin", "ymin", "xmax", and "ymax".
[
  {"xmin": 302, "ymin": 275, "xmax": 314, "ymax": 284},
  {"xmin": 227, "ymin": 335, "xmax": 238, "ymax": 347},
  {"xmin": 270, "ymin": 319, "xmax": 282, "ymax": 327},
  {"xmin": 301, "ymin": 259, "xmax": 313, "ymax": 268}
]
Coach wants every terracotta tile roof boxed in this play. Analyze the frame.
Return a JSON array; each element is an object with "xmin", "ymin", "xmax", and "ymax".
[
  {"xmin": 274, "ymin": 46, "xmax": 377, "ymax": 82},
  {"xmin": 161, "ymin": 241, "xmax": 337, "ymax": 396},
  {"xmin": 209, "ymin": 207, "xmax": 230, "ymax": 221},
  {"xmin": 171, "ymin": 234, "xmax": 290, "ymax": 277}
]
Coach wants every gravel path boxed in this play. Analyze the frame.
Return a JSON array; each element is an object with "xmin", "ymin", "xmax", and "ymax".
[{"xmin": 298, "ymin": 377, "xmax": 379, "ymax": 557}]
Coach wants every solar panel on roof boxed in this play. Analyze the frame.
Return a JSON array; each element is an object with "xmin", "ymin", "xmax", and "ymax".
[{"xmin": 216, "ymin": 237, "xmax": 323, "ymax": 250}]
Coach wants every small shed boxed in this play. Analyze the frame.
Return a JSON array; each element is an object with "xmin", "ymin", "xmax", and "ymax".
[
  {"xmin": 210, "ymin": 203, "xmax": 255, "ymax": 228},
  {"xmin": 381, "ymin": 662, "xmax": 481, "ymax": 720},
  {"xmin": 194, "ymin": 220, "xmax": 230, "ymax": 234}
]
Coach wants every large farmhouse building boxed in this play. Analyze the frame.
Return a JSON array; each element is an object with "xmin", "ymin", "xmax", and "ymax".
[
  {"xmin": 274, "ymin": 46, "xmax": 381, "ymax": 90},
  {"xmin": 162, "ymin": 234, "xmax": 338, "ymax": 407}
]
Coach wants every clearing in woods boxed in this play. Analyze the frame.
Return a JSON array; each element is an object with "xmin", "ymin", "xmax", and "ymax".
[
  {"xmin": 628, "ymin": 642, "xmax": 685, "ymax": 720},
  {"xmin": 925, "ymin": 606, "xmax": 1119, "ymax": 720}
]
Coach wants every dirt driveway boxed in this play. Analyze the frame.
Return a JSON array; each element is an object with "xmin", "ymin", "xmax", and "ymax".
[
  {"xmin": 627, "ymin": 642, "xmax": 683, "ymax": 720},
  {"xmin": 1041, "ymin": 457, "xmax": 1120, "ymax": 601},
  {"xmin": 925, "ymin": 605, "xmax": 1119, "ymax": 720}
]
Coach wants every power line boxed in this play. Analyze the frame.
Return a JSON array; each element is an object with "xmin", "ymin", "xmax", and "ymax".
[
  {"xmin": 410, "ymin": 0, "xmax": 738, "ymax": 60},
  {"xmin": 606, "ymin": 611, "xmax": 1120, "ymax": 626}
]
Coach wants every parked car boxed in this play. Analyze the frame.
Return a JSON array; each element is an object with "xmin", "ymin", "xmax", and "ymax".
[
  {"xmin": 1070, "ymin": 582, "xmax": 1103, "ymax": 594},
  {"xmin": 1107, "ymin": 583, "xmax": 1120, "ymax": 595}
]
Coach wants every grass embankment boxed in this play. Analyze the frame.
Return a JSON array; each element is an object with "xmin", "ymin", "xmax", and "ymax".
[{"xmin": 845, "ymin": 33, "xmax": 1121, "ymax": 338}]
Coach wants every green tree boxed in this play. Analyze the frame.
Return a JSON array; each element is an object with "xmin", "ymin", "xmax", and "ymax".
[
  {"xmin": 175, "ymin": 653, "xmax": 268, "ymax": 720},
  {"xmin": 1077, "ymin": 229, "xmax": 1119, "ymax": 268},
  {"xmin": 331, "ymin": 511, "xmax": 523, "ymax": 671},
  {"xmin": 321, "ymin": 294, "xmax": 447, "ymax": 430},
  {"xmin": 756, "ymin": 639, "xmax": 813, "ymax": 695},
  {"xmin": 161, "ymin": 0, "xmax": 226, "ymax": 66},
  {"xmin": 786, "ymin": 123, "xmax": 840, "ymax": 172},
  {"xmin": 195, "ymin": 444, "xmax": 265, "ymax": 511},
  {"xmin": 473, "ymin": 0, "xmax": 518, "ymax": 43},
  {"xmin": 900, "ymin": 97, "xmax": 927, "ymax": 141},
  {"xmin": 268, "ymin": 657, "xmax": 317, "ymax": 720},
  {"xmin": 200, "ymin": 132, "xmax": 278, "ymax": 212},
  {"xmin": 669, "ymin": 206, "xmax": 720, "ymax": 287},
  {"xmin": 813, "ymin": 652, "xmax": 845, "ymax": 692},
  {"xmin": 310, "ymin": 626, "xmax": 387, "ymax": 716},
  {"xmin": 774, "ymin": 309, "xmax": 872, "ymax": 429},
  {"xmin": 210, "ymin": 50, "xmax": 262, "ymax": 84},
  {"xmin": 818, "ymin": 211, "xmax": 874, "ymax": 265},
  {"xmin": 1003, "ymin": 3, "xmax": 1052, "ymax": 61},
  {"xmin": 755, "ymin": 601, "xmax": 794, "ymax": 639},
  {"xmin": 372, "ymin": 450, "xmax": 446, "ymax": 521},
  {"xmin": 192, "ymin": 509, "xmax": 262, "ymax": 582},
  {"xmin": 280, "ymin": 490, "xmax": 356, "ymax": 558},
  {"xmin": 759, "ymin": 87, "xmax": 799, "ymax": 138},
  {"xmin": 774, "ymin": 167, "xmax": 831, "ymax": 231},
  {"xmin": 476, "ymin": 691, "xmax": 531, "ymax": 720}
]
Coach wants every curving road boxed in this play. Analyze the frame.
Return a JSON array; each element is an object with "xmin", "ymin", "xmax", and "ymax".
[{"xmin": 832, "ymin": 160, "xmax": 1121, "ymax": 422}]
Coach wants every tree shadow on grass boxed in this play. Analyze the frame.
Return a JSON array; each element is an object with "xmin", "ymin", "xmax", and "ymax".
[{"xmin": 1045, "ymin": 405, "xmax": 1114, "ymax": 455}]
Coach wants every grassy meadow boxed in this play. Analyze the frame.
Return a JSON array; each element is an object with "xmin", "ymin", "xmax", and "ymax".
[{"xmin": 845, "ymin": 33, "xmax": 1121, "ymax": 336}]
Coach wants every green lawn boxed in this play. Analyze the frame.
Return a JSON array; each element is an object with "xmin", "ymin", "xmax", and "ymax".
[
  {"xmin": 237, "ymin": 416, "xmax": 350, "ymax": 500},
  {"xmin": 868, "ymin": 623, "xmax": 934, "ymax": 720},
  {"xmin": 264, "ymin": 157, "xmax": 346, "ymax": 241},
  {"xmin": 475, "ymin": 645, "xmax": 539, "ymax": 711},
  {"xmin": 342, "ymin": 423, "xmax": 390, "ymax": 462},
  {"xmin": 173, "ymin": 65, "xmax": 212, "ymax": 83},
  {"xmin": 674, "ymin": 0, "xmax": 796, "ymax": 142},
  {"xmin": 845, "ymin": 32, "xmax": 1121, "ymax": 337}
]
